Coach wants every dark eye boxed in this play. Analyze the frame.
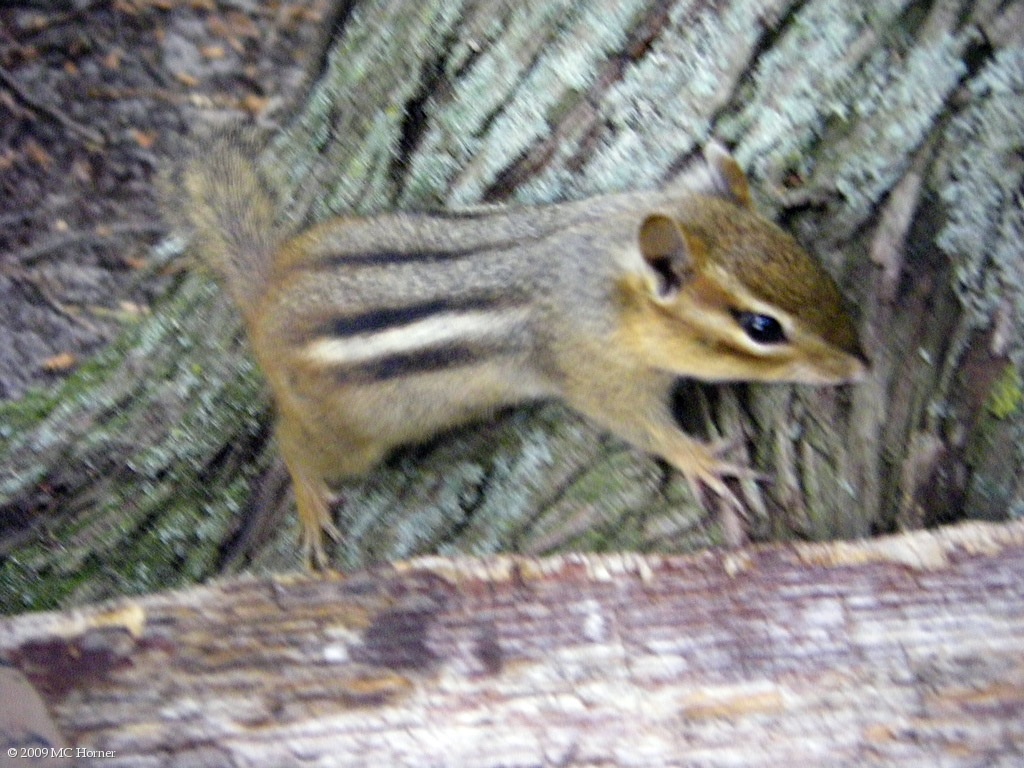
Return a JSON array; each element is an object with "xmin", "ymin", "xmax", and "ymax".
[{"xmin": 733, "ymin": 311, "xmax": 787, "ymax": 345}]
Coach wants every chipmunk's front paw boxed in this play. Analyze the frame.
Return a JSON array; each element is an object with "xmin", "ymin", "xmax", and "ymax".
[{"xmin": 670, "ymin": 435, "xmax": 762, "ymax": 511}]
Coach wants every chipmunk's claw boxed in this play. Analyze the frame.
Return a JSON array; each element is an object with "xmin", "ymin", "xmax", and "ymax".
[
  {"xmin": 674, "ymin": 435, "xmax": 765, "ymax": 510},
  {"xmin": 301, "ymin": 517, "xmax": 340, "ymax": 571}
]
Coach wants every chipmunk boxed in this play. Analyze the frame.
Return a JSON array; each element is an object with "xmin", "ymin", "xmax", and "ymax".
[{"xmin": 175, "ymin": 137, "xmax": 867, "ymax": 567}]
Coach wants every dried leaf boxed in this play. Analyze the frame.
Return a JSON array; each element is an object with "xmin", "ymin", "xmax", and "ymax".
[
  {"xmin": 41, "ymin": 353, "xmax": 77, "ymax": 373},
  {"xmin": 240, "ymin": 94, "xmax": 268, "ymax": 117},
  {"xmin": 224, "ymin": 12, "xmax": 260, "ymax": 39},
  {"xmin": 118, "ymin": 301, "xmax": 150, "ymax": 316},
  {"xmin": 24, "ymin": 139, "xmax": 53, "ymax": 168},
  {"xmin": 201, "ymin": 44, "xmax": 226, "ymax": 61},
  {"xmin": 72, "ymin": 159, "xmax": 93, "ymax": 183},
  {"xmin": 130, "ymin": 129, "xmax": 157, "ymax": 149}
]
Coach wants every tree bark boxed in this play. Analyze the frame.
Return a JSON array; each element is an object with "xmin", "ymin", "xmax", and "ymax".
[
  {"xmin": 2, "ymin": 0, "xmax": 1024, "ymax": 611},
  {"xmin": 1, "ymin": 522, "xmax": 1022, "ymax": 766}
]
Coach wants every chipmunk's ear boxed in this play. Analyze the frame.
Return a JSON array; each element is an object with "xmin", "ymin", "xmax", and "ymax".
[
  {"xmin": 703, "ymin": 141, "xmax": 752, "ymax": 208},
  {"xmin": 637, "ymin": 214, "xmax": 699, "ymax": 301}
]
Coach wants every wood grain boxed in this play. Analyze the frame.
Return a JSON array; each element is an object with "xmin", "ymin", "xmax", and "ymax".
[{"xmin": 2, "ymin": 521, "xmax": 1022, "ymax": 766}]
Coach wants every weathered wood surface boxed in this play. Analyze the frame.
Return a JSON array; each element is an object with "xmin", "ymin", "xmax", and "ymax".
[
  {"xmin": 1, "ymin": 521, "xmax": 1022, "ymax": 766},
  {"xmin": 3, "ymin": 0, "xmax": 1023, "ymax": 610}
]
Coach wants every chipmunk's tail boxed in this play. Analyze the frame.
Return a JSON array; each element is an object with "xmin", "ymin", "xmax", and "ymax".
[{"xmin": 165, "ymin": 130, "xmax": 285, "ymax": 317}]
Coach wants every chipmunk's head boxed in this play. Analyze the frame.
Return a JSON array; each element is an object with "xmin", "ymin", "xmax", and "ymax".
[{"xmin": 618, "ymin": 143, "xmax": 868, "ymax": 385}]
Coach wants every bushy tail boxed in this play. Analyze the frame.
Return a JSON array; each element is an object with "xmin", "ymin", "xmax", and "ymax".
[{"xmin": 166, "ymin": 131, "xmax": 284, "ymax": 317}]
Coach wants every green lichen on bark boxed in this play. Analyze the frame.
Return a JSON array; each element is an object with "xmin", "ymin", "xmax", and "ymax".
[
  {"xmin": 937, "ymin": 48, "xmax": 1024, "ymax": 343},
  {"xmin": 987, "ymin": 365, "xmax": 1023, "ymax": 421},
  {"xmin": 0, "ymin": 279, "xmax": 270, "ymax": 611},
  {"xmin": 934, "ymin": 46, "xmax": 1024, "ymax": 521}
]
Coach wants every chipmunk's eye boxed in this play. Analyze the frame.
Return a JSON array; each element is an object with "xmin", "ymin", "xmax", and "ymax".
[{"xmin": 733, "ymin": 311, "xmax": 787, "ymax": 345}]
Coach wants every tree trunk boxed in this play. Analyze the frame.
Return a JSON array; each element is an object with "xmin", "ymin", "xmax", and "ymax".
[
  {"xmin": 2, "ymin": 0, "xmax": 1023, "ymax": 611},
  {"xmin": 1, "ymin": 522, "xmax": 1022, "ymax": 765}
]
